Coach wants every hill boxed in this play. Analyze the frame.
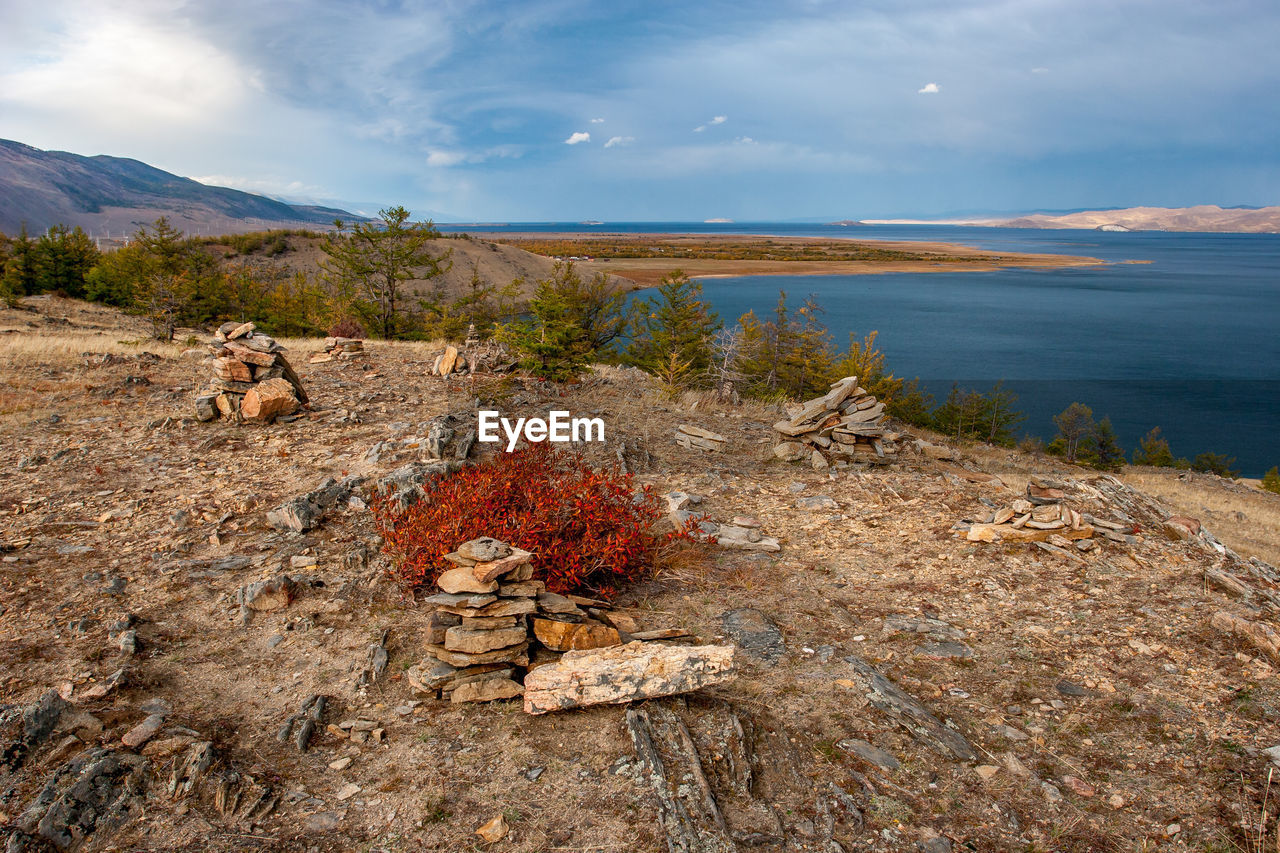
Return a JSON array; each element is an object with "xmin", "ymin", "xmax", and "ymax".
[
  {"xmin": 0, "ymin": 139, "xmax": 361, "ymax": 237},
  {"xmin": 864, "ymin": 205, "xmax": 1280, "ymax": 233},
  {"xmin": 1, "ymin": 296, "xmax": 1278, "ymax": 850}
]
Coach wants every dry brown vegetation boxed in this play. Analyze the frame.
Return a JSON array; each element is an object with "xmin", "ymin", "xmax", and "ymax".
[{"xmin": 1, "ymin": 296, "xmax": 1278, "ymax": 852}]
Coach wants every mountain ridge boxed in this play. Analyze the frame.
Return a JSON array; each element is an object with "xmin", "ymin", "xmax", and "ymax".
[{"xmin": 0, "ymin": 139, "xmax": 362, "ymax": 237}]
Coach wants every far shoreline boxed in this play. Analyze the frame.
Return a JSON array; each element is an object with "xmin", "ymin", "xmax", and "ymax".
[{"xmin": 485, "ymin": 231, "xmax": 1109, "ymax": 289}]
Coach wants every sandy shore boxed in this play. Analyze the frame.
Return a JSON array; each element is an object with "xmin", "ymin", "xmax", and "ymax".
[{"xmin": 489, "ymin": 232, "xmax": 1107, "ymax": 288}]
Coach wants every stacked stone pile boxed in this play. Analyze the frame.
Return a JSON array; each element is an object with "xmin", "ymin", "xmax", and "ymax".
[
  {"xmin": 959, "ymin": 475, "xmax": 1139, "ymax": 551},
  {"xmin": 429, "ymin": 336, "xmax": 516, "ymax": 377},
  {"xmin": 407, "ymin": 537, "xmax": 626, "ymax": 704},
  {"xmin": 194, "ymin": 322, "xmax": 307, "ymax": 424},
  {"xmin": 407, "ymin": 537, "xmax": 737, "ymax": 709},
  {"xmin": 308, "ymin": 337, "xmax": 364, "ymax": 363},
  {"xmin": 676, "ymin": 424, "xmax": 726, "ymax": 452},
  {"xmin": 772, "ymin": 376, "xmax": 896, "ymax": 468}
]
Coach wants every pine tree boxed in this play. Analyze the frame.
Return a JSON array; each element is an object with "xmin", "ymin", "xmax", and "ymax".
[
  {"xmin": 1090, "ymin": 417, "xmax": 1125, "ymax": 472},
  {"xmin": 497, "ymin": 274, "xmax": 592, "ymax": 381},
  {"xmin": 1132, "ymin": 426, "xmax": 1176, "ymax": 467},
  {"xmin": 2, "ymin": 226, "xmax": 38, "ymax": 300},
  {"xmin": 1052, "ymin": 402, "xmax": 1096, "ymax": 464},
  {"xmin": 319, "ymin": 206, "xmax": 451, "ymax": 338},
  {"xmin": 1262, "ymin": 466, "xmax": 1280, "ymax": 495},
  {"xmin": 34, "ymin": 224, "xmax": 99, "ymax": 297},
  {"xmin": 627, "ymin": 270, "xmax": 721, "ymax": 386}
]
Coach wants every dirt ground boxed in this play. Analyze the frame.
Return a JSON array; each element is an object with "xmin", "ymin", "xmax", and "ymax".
[{"xmin": 1, "ymin": 296, "xmax": 1279, "ymax": 852}]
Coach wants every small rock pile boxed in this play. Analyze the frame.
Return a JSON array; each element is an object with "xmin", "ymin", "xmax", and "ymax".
[
  {"xmin": 773, "ymin": 376, "xmax": 896, "ymax": 468},
  {"xmin": 429, "ymin": 344, "xmax": 469, "ymax": 377},
  {"xmin": 676, "ymin": 424, "xmax": 726, "ymax": 452},
  {"xmin": 429, "ymin": 337, "xmax": 516, "ymax": 377},
  {"xmin": 194, "ymin": 322, "xmax": 308, "ymax": 424},
  {"xmin": 308, "ymin": 337, "xmax": 364, "ymax": 364},
  {"xmin": 408, "ymin": 537, "xmax": 624, "ymax": 704},
  {"xmin": 960, "ymin": 476, "xmax": 1137, "ymax": 551}
]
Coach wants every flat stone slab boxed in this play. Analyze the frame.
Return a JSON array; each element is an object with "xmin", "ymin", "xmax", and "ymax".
[
  {"xmin": 837, "ymin": 738, "xmax": 901, "ymax": 771},
  {"xmin": 721, "ymin": 608, "xmax": 785, "ymax": 664}
]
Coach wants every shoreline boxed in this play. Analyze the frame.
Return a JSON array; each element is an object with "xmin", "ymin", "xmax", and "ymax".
[{"xmin": 488, "ymin": 232, "xmax": 1109, "ymax": 289}]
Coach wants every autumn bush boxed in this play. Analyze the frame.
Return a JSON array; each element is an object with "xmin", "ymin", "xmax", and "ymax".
[
  {"xmin": 371, "ymin": 443, "xmax": 680, "ymax": 598},
  {"xmin": 328, "ymin": 317, "xmax": 367, "ymax": 339}
]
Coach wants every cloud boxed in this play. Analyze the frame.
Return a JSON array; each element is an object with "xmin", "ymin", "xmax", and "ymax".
[
  {"xmin": 564, "ymin": 131, "xmax": 591, "ymax": 144},
  {"xmin": 917, "ymin": 83, "xmax": 939, "ymax": 94},
  {"xmin": 1031, "ymin": 67, "xmax": 1049, "ymax": 74},
  {"xmin": 693, "ymin": 115, "xmax": 728, "ymax": 132},
  {"xmin": 589, "ymin": 117, "xmax": 605, "ymax": 123},
  {"xmin": 604, "ymin": 136, "xmax": 633, "ymax": 148}
]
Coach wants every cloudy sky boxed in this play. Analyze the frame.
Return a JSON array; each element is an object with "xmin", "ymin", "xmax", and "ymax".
[{"xmin": 3, "ymin": 0, "xmax": 1278, "ymax": 221}]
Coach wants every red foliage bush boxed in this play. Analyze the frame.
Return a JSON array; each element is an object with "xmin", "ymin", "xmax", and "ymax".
[
  {"xmin": 371, "ymin": 443, "xmax": 674, "ymax": 598},
  {"xmin": 328, "ymin": 317, "xmax": 367, "ymax": 339}
]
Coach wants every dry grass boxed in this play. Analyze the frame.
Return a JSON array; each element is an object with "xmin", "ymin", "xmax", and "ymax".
[{"xmin": 1122, "ymin": 467, "xmax": 1280, "ymax": 565}]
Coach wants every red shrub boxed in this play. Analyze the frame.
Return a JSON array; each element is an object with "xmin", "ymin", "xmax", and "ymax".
[
  {"xmin": 328, "ymin": 317, "xmax": 367, "ymax": 339},
  {"xmin": 371, "ymin": 444, "xmax": 673, "ymax": 598}
]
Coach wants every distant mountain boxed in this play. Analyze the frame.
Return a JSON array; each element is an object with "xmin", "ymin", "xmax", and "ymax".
[
  {"xmin": 860, "ymin": 205, "xmax": 1280, "ymax": 234},
  {"xmin": 0, "ymin": 139, "xmax": 362, "ymax": 237}
]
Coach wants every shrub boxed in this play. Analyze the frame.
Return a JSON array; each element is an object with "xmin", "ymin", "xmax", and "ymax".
[
  {"xmin": 329, "ymin": 317, "xmax": 367, "ymax": 339},
  {"xmin": 371, "ymin": 443, "xmax": 679, "ymax": 598},
  {"xmin": 1192, "ymin": 452, "xmax": 1239, "ymax": 479},
  {"xmin": 1262, "ymin": 466, "xmax": 1280, "ymax": 495},
  {"xmin": 1132, "ymin": 427, "xmax": 1175, "ymax": 467}
]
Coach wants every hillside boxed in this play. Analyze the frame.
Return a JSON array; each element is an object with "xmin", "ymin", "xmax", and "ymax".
[
  {"xmin": 1001, "ymin": 205, "xmax": 1280, "ymax": 233},
  {"xmin": 1, "ymin": 298, "xmax": 1279, "ymax": 851},
  {"xmin": 0, "ymin": 139, "xmax": 359, "ymax": 237}
]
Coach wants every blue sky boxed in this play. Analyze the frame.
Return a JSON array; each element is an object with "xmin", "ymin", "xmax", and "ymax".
[{"xmin": 2, "ymin": 0, "xmax": 1278, "ymax": 221}]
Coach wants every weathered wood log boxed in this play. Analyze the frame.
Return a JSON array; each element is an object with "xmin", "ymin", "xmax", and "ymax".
[
  {"xmin": 842, "ymin": 655, "xmax": 976, "ymax": 761},
  {"xmin": 241, "ymin": 378, "xmax": 299, "ymax": 423},
  {"xmin": 522, "ymin": 642, "xmax": 736, "ymax": 715}
]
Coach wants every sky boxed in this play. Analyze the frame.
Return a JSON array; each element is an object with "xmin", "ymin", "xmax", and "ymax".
[{"xmin": 2, "ymin": 0, "xmax": 1279, "ymax": 221}]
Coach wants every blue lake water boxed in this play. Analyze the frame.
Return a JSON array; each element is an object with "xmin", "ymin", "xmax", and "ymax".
[{"xmin": 439, "ymin": 223, "xmax": 1280, "ymax": 475}]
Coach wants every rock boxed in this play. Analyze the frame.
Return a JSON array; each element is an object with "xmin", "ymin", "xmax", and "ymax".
[
  {"xmin": 810, "ymin": 450, "xmax": 829, "ymax": 470},
  {"xmin": 916, "ymin": 641, "xmax": 973, "ymax": 660},
  {"xmin": 141, "ymin": 735, "xmax": 195, "ymax": 758},
  {"xmin": 1061, "ymin": 775, "xmax": 1096, "ymax": 797},
  {"xmin": 12, "ymin": 748, "xmax": 148, "ymax": 848},
  {"xmin": 472, "ymin": 548, "xmax": 533, "ymax": 583},
  {"xmin": 437, "ymin": 567, "xmax": 499, "ymax": 595},
  {"xmin": 426, "ymin": 641, "xmax": 531, "ymax": 668},
  {"xmin": 266, "ymin": 497, "xmax": 320, "ymax": 533},
  {"xmin": 721, "ymin": 608, "xmax": 785, "ymax": 663},
  {"xmin": 80, "ymin": 668, "xmax": 126, "ymax": 700},
  {"xmin": 335, "ymin": 783, "xmax": 361, "ymax": 801},
  {"xmin": 328, "ymin": 757, "xmax": 353, "ymax": 771},
  {"xmin": 1210, "ymin": 610, "xmax": 1280, "ymax": 665},
  {"xmin": 2, "ymin": 690, "xmax": 67, "ymax": 772},
  {"xmin": 1042, "ymin": 782, "xmax": 1064, "ymax": 804},
  {"xmin": 444, "ymin": 625, "xmax": 528, "ymax": 654},
  {"xmin": 476, "ymin": 814, "xmax": 509, "ymax": 843},
  {"xmin": 536, "ymin": 591, "xmax": 584, "ymax": 615},
  {"xmin": 458, "ymin": 537, "xmax": 511, "ymax": 563},
  {"xmin": 425, "ymin": 592, "xmax": 498, "ymax": 609},
  {"xmin": 241, "ymin": 378, "xmax": 300, "ymax": 423},
  {"xmin": 426, "ymin": 610, "xmax": 461, "ymax": 643},
  {"xmin": 523, "ymin": 642, "xmax": 737, "ymax": 715},
  {"xmin": 194, "ymin": 394, "xmax": 218, "ymax": 422},
  {"xmin": 121, "ymin": 713, "xmax": 165, "ymax": 749},
  {"xmin": 1054, "ymin": 679, "xmax": 1088, "ymax": 697},
  {"xmin": 531, "ymin": 618, "xmax": 621, "ymax": 652},
  {"xmin": 974, "ymin": 765, "xmax": 1000, "ymax": 781},
  {"xmin": 237, "ymin": 575, "xmax": 297, "ymax": 611},
  {"xmin": 118, "ymin": 629, "xmax": 138, "ymax": 655},
  {"xmin": 451, "ymin": 677, "xmax": 524, "ymax": 704},
  {"xmin": 841, "ymin": 655, "xmax": 976, "ymax": 761},
  {"xmin": 795, "ymin": 495, "xmax": 838, "ymax": 511},
  {"xmin": 837, "ymin": 738, "xmax": 900, "ymax": 771},
  {"xmin": 497, "ymin": 580, "xmax": 545, "ymax": 598},
  {"xmin": 1163, "ymin": 516, "xmax": 1201, "ymax": 540},
  {"xmin": 715, "ymin": 525, "xmax": 781, "ymax": 552},
  {"xmin": 773, "ymin": 442, "xmax": 809, "ymax": 462},
  {"xmin": 303, "ymin": 811, "xmax": 344, "ymax": 832},
  {"xmin": 884, "ymin": 614, "xmax": 965, "ymax": 641}
]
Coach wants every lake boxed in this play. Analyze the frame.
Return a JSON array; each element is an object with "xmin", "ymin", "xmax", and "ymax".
[{"xmin": 440, "ymin": 222, "xmax": 1280, "ymax": 476}]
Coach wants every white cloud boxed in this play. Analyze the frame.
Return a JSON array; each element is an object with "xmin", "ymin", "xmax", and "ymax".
[
  {"xmin": 564, "ymin": 131, "xmax": 591, "ymax": 144},
  {"xmin": 1031, "ymin": 67, "xmax": 1049, "ymax": 74},
  {"xmin": 589, "ymin": 117, "xmax": 605, "ymax": 123},
  {"xmin": 694, "ymin": 114, "xmax": 728, "ymax": 132},
  {"xmin": 917, "ymin": 82, "xmax": 940, "ymax": 94},
  {"xmin": 604, "ymin": 135, "xmax": 634, "ymax": 148},
  {"xmin": 192, "ymin": 174, "xmax": 327, "ymax": 200},
  {"xmin": 426, "ymin": 150, "xmax": 467, "ymax": 167},
  {"xmin": 711, "ymin": 115, "xmax": 727, "ymax": 124},
  {"xmin": 735, "ymin": 136, "xmax": 755, "ymax": 144}
]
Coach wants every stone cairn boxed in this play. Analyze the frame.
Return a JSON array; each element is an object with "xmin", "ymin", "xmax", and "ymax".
[
  {"xmin": 772, "ymin": 376, "xmax": 896, "ymax": 468},
  {"xmin": 308, "ymin": 337, "xmax": 364, "ymax": 364},
  {"xmin": 194, "ymin": 322, "xmax": 308, "ymax": 424},
  {"xmin": 406, "ymin": 536, "xmax": 738, "ymax": 712},
  {"xmin": 959, "ymin": 475, "xmax": 1137, "ymax": 553},
  {"xmin": 407, "ymin": 537, "xmax": 623, "ymax": 704},
  {"xmin": 429, "ymin": 326, "xmax": 517, "ymax": 378}
]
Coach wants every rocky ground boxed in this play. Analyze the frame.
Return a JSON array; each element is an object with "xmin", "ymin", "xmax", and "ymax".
[{"xmin": 2, "ymin": 296, "xmax": 1279, "ymax": 852}]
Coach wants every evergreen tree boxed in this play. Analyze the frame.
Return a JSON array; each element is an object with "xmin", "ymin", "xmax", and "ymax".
[
  {"xmin": 627, "ymin": 270, "xmax": 721, "ymax": 386},
  {"xmin": 1191, "ymin": 452, "xmax": 1239, "ymax": 479},
  {"xmin": 1052, "ymin": 402, "xmax": 1096, "ymax": 463},
  {"xmin": 2, "ymin": 226, "xmax": 38, "ymax": 300},
  {"xmin": 319, "ymin": 206, "xmax": 451, "ymax": 338},
  {"xmin": 497, "ymin": 274, "xmax": 592, "ymax": 381},
  {"xmin": 1090, "ymin": 417, "xmax": 1125, "ymax": 471},
  {"xmin": 1132, "ymin": 426, "xmax": 1176, "ymax": 467},
  {"xmin": 1262, "ymin": 466, "xmax": 1280, "ymax": 495},
  {"xmin": 34, "ymin": 224, "xmax": 99, "ymax": 297}
]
